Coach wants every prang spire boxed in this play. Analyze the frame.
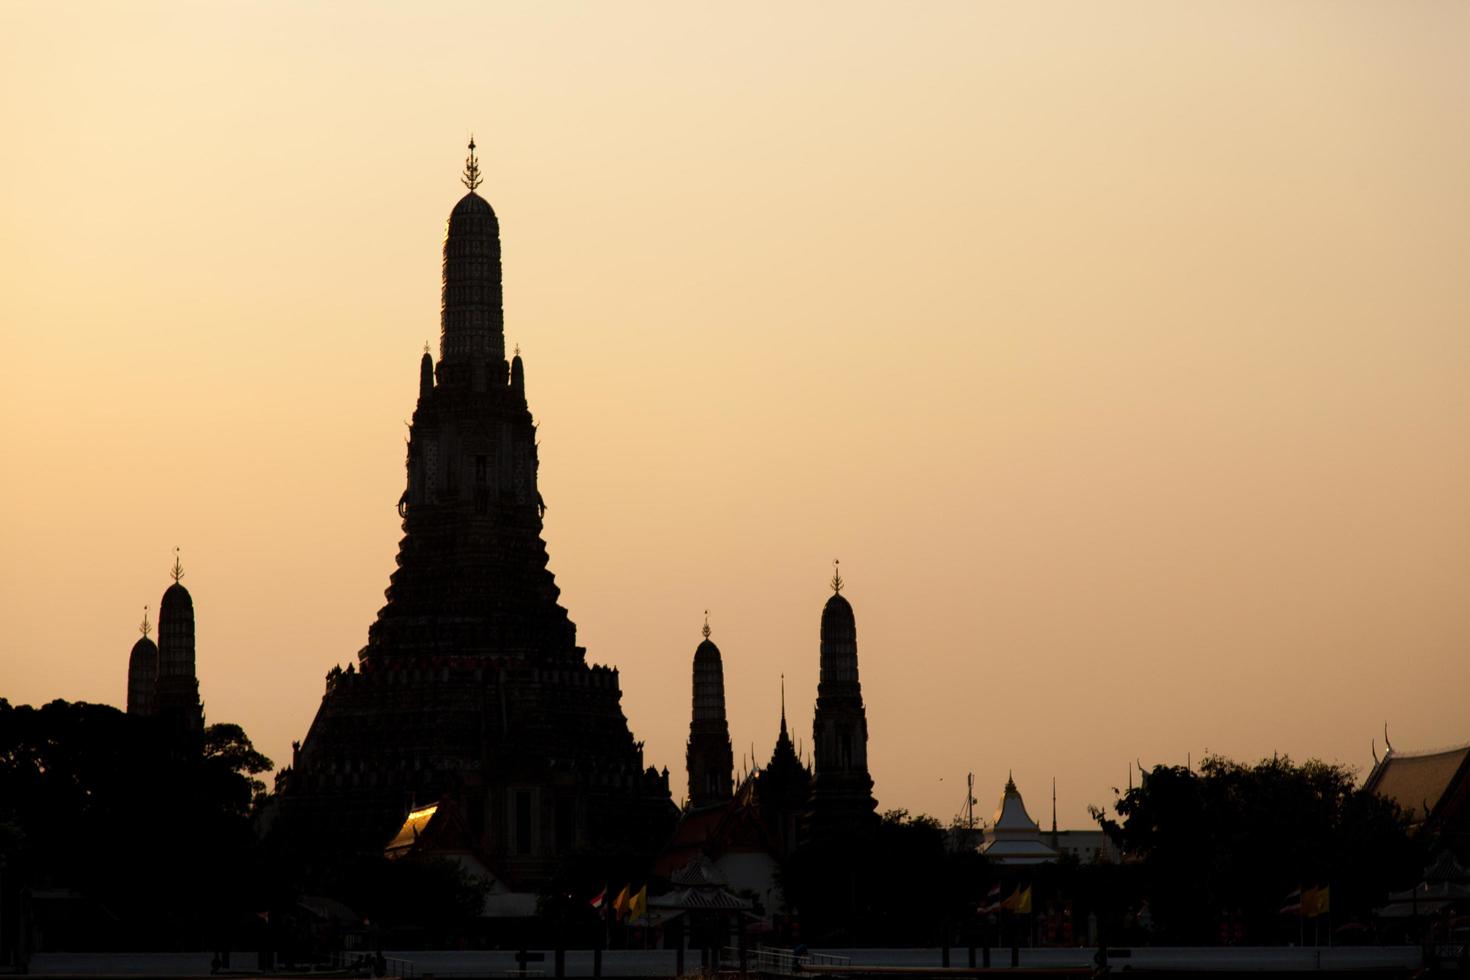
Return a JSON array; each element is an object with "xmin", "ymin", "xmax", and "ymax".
[
  {"xmin": 687, "ymin": 615, "xmax": 734, "ymax": 808},
  {"xmin": 807, "ymin": 563, "xmax": 877, "ymax": 841},
  {"xmin": 126, "ymin": 603, "xmax": 159, "ymax": 718},
  {"xmin": 439, "ymin": 138, "xmax": 505, "ymax": 367}
]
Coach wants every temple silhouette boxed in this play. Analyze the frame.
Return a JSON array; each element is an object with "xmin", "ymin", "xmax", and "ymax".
[
  {"xmin": 653, "ymin": 567, "xmax": 878, "ymax": 918},
  {"xmin": 125, "ymin": 550, "xmax": 204, "ymax": 732},
  {"xmin": 274, "ymin": 142, "xmax": 675, "ymax": 888},
  {"xmin": 238, "ymin": 143, "xmax": 887, "ymax": 907}
]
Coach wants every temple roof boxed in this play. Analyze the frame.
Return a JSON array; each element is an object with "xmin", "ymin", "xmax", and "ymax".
[
  {"xmin": 993, "ymin": 774, "xmax": 1042, "ymax": 832},
  {"xmin": 979, "ymin": 837, "xmax": 1060, "ymax": 864},
  {"xmin": 1364, "ymin": 742, "xmax": 1470, "ymax": 825},
  {"xmin": 385, "ymin": 798, "xmax": 482, "ymax": 860},
  {"xmin": 671, "ymin": 853, "xmax": 728, "ymax": 887},
  {"xmin": 385, "ymin": 803, "xmax": 439, "ymax": 859},
  {"xmin": 980, "ymin": 775, "xmax": 1057, "ymax": 865},
  {"xmin": 651, "ymin": 886, "xmax": 752, "ymax": 911}
]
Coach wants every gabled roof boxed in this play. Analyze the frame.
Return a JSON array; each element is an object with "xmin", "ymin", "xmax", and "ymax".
[
  {"xmin": 652, "ymin": 886, "xmax": 752, "ymax": 911},
  {"xmin": 384, "ymin": 798, "xmax": 481, "ymax": 860},
  {"xmin": 653, "ymin": 776, "xmax": 778, "ymax": 876},
  {"xmin": 1363, "ymin": 743, "xmax": 1470, "ymax": 827},
  {"xmin": 385, "ymin": 804, "xmax": 440, "ymax": 859},
  {"xmin": 671, "ymin": 854, "xmax": 729, "ymax": 888}
]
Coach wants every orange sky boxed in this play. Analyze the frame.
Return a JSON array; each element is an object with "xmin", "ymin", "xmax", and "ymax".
[{"xmin": 2, "ymin": 2, "xmax": 1468, "ymax": 828}]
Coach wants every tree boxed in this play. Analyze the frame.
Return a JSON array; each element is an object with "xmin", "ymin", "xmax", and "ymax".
[
  {"xmin": 1090, "ymin": 755, "xmax": 1419, "ymax": 943},
  {"xmin": 0, "ymin": 698, "xmax": 274, "ymax": 950},
  {"xmin": 203, "ymin": 722, "xmax": 274, "ymax": 811},
  {"xmin": 781, "ymin": 810, "xmax": 990, "ymax": 946}
]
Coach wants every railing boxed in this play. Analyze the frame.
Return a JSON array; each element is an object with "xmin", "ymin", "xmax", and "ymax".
[
  {"xmin": 332, "ymin": 948, "xmax": 419, "ymax": 977},
  {"xmin": 735, "ymin": 945, "xmax": 853, "ymax": 976}
]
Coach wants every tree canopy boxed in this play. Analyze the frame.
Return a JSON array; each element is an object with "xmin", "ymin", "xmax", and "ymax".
[
  {"xmin": 781, "ymin": 809, "xmax": 989, "ymax": 946},
  {"xmin": 0, "ymin": 699, "xmax": 273, "ymax": 950},
  {"xmin": 1091, "ymin": 755, "xmax": 1419, "ymax": 943}
]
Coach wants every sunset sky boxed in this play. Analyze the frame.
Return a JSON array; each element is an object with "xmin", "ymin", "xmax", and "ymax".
[{"xmin": 2, "ymin": 2, "xmax": 1468, "ymax": 828}]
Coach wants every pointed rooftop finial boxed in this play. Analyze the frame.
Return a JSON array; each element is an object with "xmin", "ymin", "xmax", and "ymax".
[
  {"xmin": 514, "ymin": 343, "xmax": 521, "ymax": 358},
  {"xmin": 139, "ymin": 605, "xmax": 151, "ymax": 639},
  {"xmin": 702, "ymin": 610, "xmax": 711, "ymax": 640},
  {"xmin": 830, "ymin": 558, "xmax": 844, "ymax": 594},
  {"xmin": 461, "ymin": 135, "xmax": 483, "ymax": 192},
  {"xmin": 423, "ymin": 340, "xmax": 431, "ymax": 356},
  {"xmin": 170, "ymin": 547, "xmax": 185, "ymax": 584},
  {"xmin": 779, "ymin": 673, "xmax": 789, "ymax": 738}
]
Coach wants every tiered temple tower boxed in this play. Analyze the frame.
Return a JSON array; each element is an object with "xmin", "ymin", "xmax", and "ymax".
[
  {"xmin": 806, "ymin": 564, "xmax": 877, "ymax": 840},
  {"xmin": 126, "ymin": 608, "xmax": 158, "ymax": 717},
  {"xmin": 686, "ymin": 617, "xmax": 734, "ymax": 809},
  {"xmin": 148, "ymin": 553, "xmax": 204, "ymax": 731},
  {"xmin": 281, "ymin": 142, "xmax": 674, "ymax": 888}
]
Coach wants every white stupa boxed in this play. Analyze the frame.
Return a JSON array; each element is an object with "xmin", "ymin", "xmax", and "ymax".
[{"xmin": 979, "ymin": 774, "xmax": 1059, "ymax": 865}]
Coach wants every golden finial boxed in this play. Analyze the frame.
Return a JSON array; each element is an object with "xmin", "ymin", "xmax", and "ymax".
[
  {"xmin": 170, "ymin": 547, "xmax": 184, "ymax": 584},
  {"xmin": 830, "ymin": 559, "xmax": 844, "ymax": 594},
  {"xmin": 423, "ymin": 340, "xmax": 431, "ymax": 356},
  {"xmin": 461, "ymin": 135, "xmax": 483, "ymax": 191},
  {"xmin": 514, "ymin": 343, "xmax": 521, "ymax": 358},
  {"xmin": 702, "ymin": 610, "xmax": 711, "ymax": 640},
  {"xmin": 139, "ymin": 605, "xmax": 151, "ymax": 639}
]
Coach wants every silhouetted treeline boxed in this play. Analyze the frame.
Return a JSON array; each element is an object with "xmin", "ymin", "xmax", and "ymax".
[
  {"xmin": 779, "ymin": 757, "xmax": 1419, "ymax": 949},
  {"xmin": 782, "ymin": 810, "xmax": 990, "ymax": 946},
  {"xmin": 1089, "ymin": 755, "xmax": 1420, "ymax": 944},
  {"xmin": 0, "ymin": 699, "xmax": 271, "ymax": 951},
  {"xmin": 0, "ymin": 706, "xmax": 1428, "ymax": 952}
]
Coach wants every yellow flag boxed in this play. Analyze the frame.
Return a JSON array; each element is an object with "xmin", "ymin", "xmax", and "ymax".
[
  {"xmin": 613, "ymin": 885, "xmax": 630, "ymax": 920},
  {"xmin": 629, "ymin": 884, "xmax": 648, "ymax": 921},
  {"xmin": 999, "ymin": 887, "xmax": 1018, "ymax": 911},
  {"xmin": 1016, "ymin": 886, "xmax": 1032, "ymax": 915},
  {"xmin": 1303, "ymin": 887, "xmax": 1330, "ymax": 917}
]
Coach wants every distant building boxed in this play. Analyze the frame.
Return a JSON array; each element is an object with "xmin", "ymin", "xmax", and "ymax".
[
  {"xmin": 1364, "ymin": 738, "xmax": 1470, "ymax": 854},
  {"xmin": 126, "ymin": 612, "xmax": 158, "ymax": 718},
  {"xmin": 657, "ymin": 576, "xmax": 892, "ymax": 919},
  {"xmin": 805, "ymin": 566, "xmax": 878, "ymax": 843},
  {"xmin": 124, "ymin": 553, "xmax": 203, "ymax": 731},
  {"xmin": 656, "ymin": 626, "xmax": 813, "ymax": 917},
  {"xmin": 979, "ymin": 775, "xmax": 1058, "ymax": 865},
  {"xmin": 687, "ymin": 620, "xmax": 734, "ymax": 809},
  {"xmin": 1048, "ymin": 829, "xmax": 1118, "ymax": 864}
]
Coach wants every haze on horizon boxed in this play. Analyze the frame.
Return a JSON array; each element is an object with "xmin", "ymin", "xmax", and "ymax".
[{"xmin": 2, "ymin": 2, "xmax": 1467, "ymax": 829}]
